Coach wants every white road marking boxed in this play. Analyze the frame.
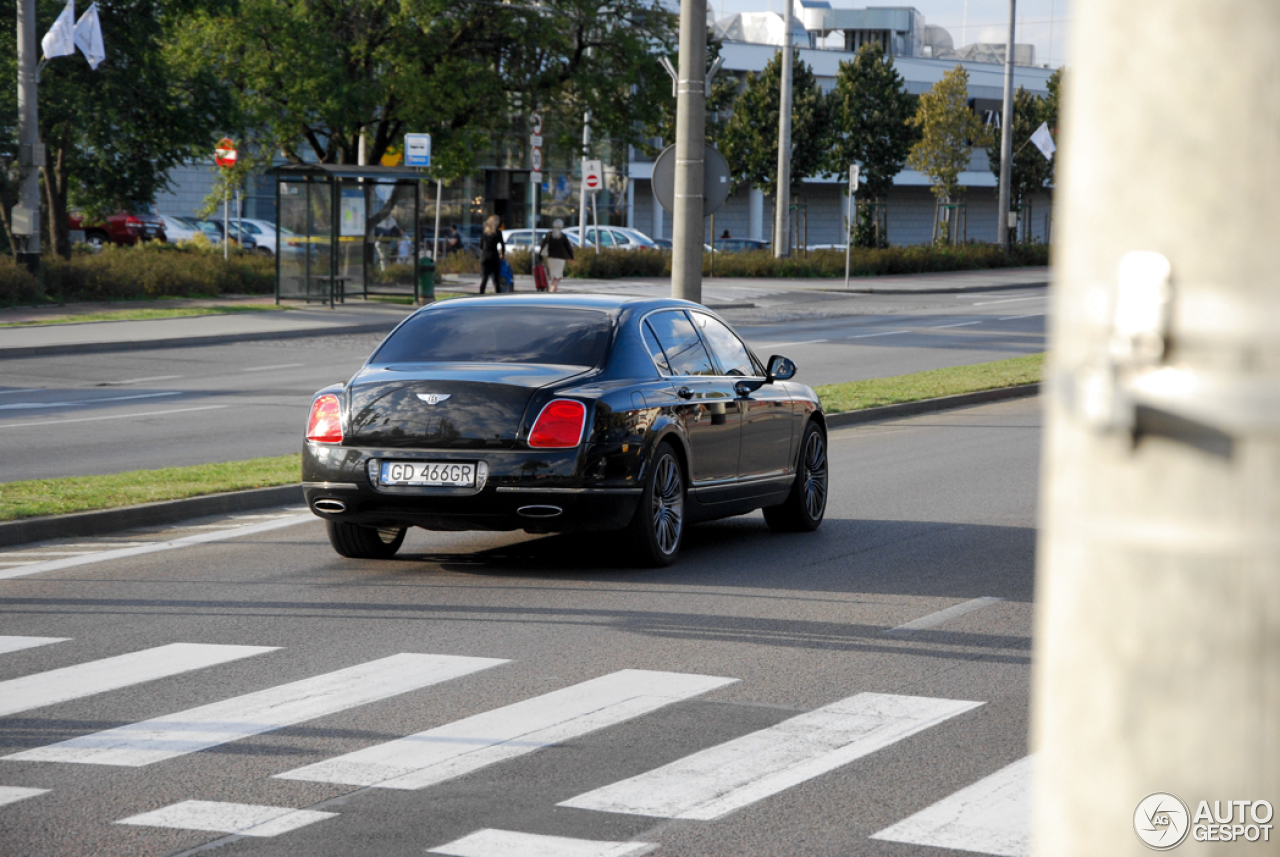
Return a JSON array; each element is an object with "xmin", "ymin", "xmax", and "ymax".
[
  {"xmin": 0, "ymin": 404, "xmax": 227, "ymax": 430},
  {"xmin": 0, "ymin": 513, "xmax": 311, "ymax": 580},
  {"xmin": 99, "ymin": 375, "xmax": 184, "ymax": 386},
  {"xmin": 277, "ymin": 669, "xmax": 737, "ymax": 790},
  {"xmin": 429, "ymin": 829, "xmax": 657, "ymax": 857},
  {"xmin": 241, "ymin": 362, "xmax": 305, "ymax": 372},
  {"xmin": 871, "ymin": 755, "xmax": 1032, "ymax": 857},
  {"xmin": 0, "ymin": 388, "xmax": 45, "ymax": 396},
  {"xmin": 970, "ymin": 296, "xmax": 1043, "ymax": 307},
  {"xmin": 0, "ymin": 643, "xmax": 276, "ymax": 718},
  {"xmin": 930, "ymin": 320, "xmax": 984, "ymax": 329},
  {"xmin": 7, "ymin": 653, "xmax": 508, "ymax": 767},
  {"xmin": 0, "ymin": 562, "xmax": 38, "ymax": 567},
  {"xmin": 0, "ymin": 551, "xmax": 99, "ymax": 557},
  {"xmin": 843, "ymin": 329, "xmax": 910, "ymax": 340},
  {"xmin": 0, "ymin": 786, "xmax": 49, "ymax": 807},
  {"xmin": 117, "ymin": 800, "xmax": 336, "ymax": 838},
  {"xmin": 559, "ymin": 693, "xmax": 983, "ymax": 820},
  {"xmin": 0, "ymin": 636, "xmax": 69, "ymax": 655},
  {"xmin": 885, "ymin": 597, "xmax": 1005, "ymax": 636},
  {"xmin": 1001, "ymin": 313, "xmax": 1043, "ymax": 320},
  {"xmin": 751, "ymin": 339, "xmax": 828, "ymax": 349},
  {"xmin": 0, "ymin": 391, "xmax": 181, "ymax": 411}
]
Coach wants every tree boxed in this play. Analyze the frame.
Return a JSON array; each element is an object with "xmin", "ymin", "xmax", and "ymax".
[
  {"xmin": 986, "ymin": 87, "xmax": 1052, "ymax": 234},
  {"xmin": 826, "ymin": 42, "xmax": 918, "ymax": 247},
  {"xmin": 1041, "ymin": 67, "xmax": 1064, "ymax": 189},
  {"xmin": 906, "ymin": 64, "xmax": 991, "ymax": 208},
  {"xmin": 721, "ymin": 50, "xmax": 829, "ymax": 194}
]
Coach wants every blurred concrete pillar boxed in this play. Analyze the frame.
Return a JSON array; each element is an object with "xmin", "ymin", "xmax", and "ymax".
[{"xmin": 1033, "ymin": 1, "xmax": 1280, "ymax": 855}]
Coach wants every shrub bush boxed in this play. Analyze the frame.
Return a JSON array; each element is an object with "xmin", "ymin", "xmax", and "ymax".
[
  {"xmin": 435, "ymin": 251, "xmax": 480, "ymax": 275},
  {"xmin": 0, "ymin": 256, "xmax": 41, "ymax": 305}
]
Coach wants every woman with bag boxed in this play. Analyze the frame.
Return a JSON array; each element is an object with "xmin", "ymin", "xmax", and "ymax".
[
  {"xmin": 477, "ymin": 216, "xmax": 506, "ymax": 294},
  {"xmin": 537, "ymin": 220, "xmax": 574, "ymax": 293}
]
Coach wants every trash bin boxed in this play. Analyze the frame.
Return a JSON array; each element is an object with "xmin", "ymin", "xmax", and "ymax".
[{"xmin": 417, "ymin": 256, "xmax": 436, "ymax": 301}]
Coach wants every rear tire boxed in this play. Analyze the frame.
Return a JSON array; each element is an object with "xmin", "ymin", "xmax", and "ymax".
[
  {"xmin": 622, "ymin": 442, "xmax": 686, "ymax": 567},
  {"xmin": 764, "ymin": 421, "xmax": 828, "ymax": 533},
  {"xmin": 325, "ymin": 521, "xmax": 406, "ymax": 559}
]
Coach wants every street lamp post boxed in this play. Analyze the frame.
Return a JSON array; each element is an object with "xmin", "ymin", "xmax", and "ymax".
[
  {"xmin": 773, "ymin": 0, "xmax": 795, "ymax": 259},
  {"xmin": 670, "ymin": 0, "xmax": 706, "ymax": 304},
  {"xmin": 996, "ymin": 0, "xmax": 1016, "ymax": 251},
  {"xmin": 14, "ymin": 0, "xmax": 43, "ymax": 273}
]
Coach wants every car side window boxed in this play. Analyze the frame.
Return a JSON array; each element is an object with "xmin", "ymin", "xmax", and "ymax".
[
  {"xmin": 610, "ymin": 230, "xmax": 631, "ymax": 245},
  {"xmin": 646, "ymin": 311, "xmax": 716, "ymax": 377},
  {"xmin": 642, "ymin": 322, "xmax": 671, "ymax": 375},
  {"xmin": 692, "ymin": 312, "xmax": 756, "ymax": 377}
]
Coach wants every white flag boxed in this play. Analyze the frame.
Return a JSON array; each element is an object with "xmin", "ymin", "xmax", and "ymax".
[
  {"xmin": 41, "ymin": 0, "xmax": 76, "ymax": 59},
  {"xmin": 1030, "ymin": 121, "xmax": 1056, "ymax": 160},
  {"xmin": 74, "ymin": 2, "xmax": 105, "ymax": 70}
]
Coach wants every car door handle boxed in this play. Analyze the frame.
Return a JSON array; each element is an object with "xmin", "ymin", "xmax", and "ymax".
[{"xmin": 677, "ymin": 386, "xmax": 694, "ymax": 400}]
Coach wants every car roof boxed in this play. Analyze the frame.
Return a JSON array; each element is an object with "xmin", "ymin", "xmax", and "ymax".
[{"xmin": 409, "ymin": 293, "xmax": 704, "ymax": 319}]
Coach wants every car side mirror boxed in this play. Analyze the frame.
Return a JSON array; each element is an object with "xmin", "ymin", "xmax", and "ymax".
[{"xmin": 767, "ymin": 355, "xmax": 797, "ymax": 382}]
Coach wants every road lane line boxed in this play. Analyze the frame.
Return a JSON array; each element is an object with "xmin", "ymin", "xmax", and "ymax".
[
  {"xmin": 0, "ymin": 388, "xmax": 45, "ymax": 397},
  {"xmin": 241, "ymin": 363, "xmax": 305, "ymax": 372},
  {"xmin": 0, "ymin": 786, "xmax": 49, "ymax": 807},
  {"xmin": 98, "ymin": 375, "xmax": 184, "ymax": 386},
  {"xmin": 870, "ymin": 756, "xmax": 1032, "ymax": 857},
  {"xmin": 1001, "ymin": 313, "xmax": 1043, "ymax": 320},
  {"xmin": 0, "ymin": 404, "xmax": 227, "ymax": 431},
  {"xmin": 7, "ymin": 653, "xmax": 508, "ymax": 767},
  {"xmin": 0, "ymin": 636, "xmax": 69, "ymax": 655},
  {"xmin": 559, "ymin": 693, "xmax": 983, "ymax": 820},
  {"xmin": 0, "ymin": 643, "xmax": 276, "ymax": 718},
  {"xmin": 842, "ymin": 330, "xmax": 910, "ymax": 340},
  {"xmin": 885, "ymin": 597, "xmax": 1005, "ymax": 636},
  {"xmin": 930, "ymin": 320, "xmax": 984, "ymax": 329},
  {"xmin": 0, "ymin": 513, "xmax": 311, "ymax": 581},
  {"xmin": 117, "ymin": 800, "xmax": 336, "ymax": 838},
  {"xmin": 429, "ymin": 829, "xmax": 658, "ymax": 857},
  {"xmin": 970, "ymin": 296, "xmax": 1043, "ymax": 306},
  {"xmin": 276, "ymin": 669, "xmax": 737, "ymax": 790},
  {"xmin": 750, "ymin": 339, "xmax": 828, "ymax": 349},
  {"xmin": 0, "ymin": 391, "xmax": 181, "ymax": 411}
]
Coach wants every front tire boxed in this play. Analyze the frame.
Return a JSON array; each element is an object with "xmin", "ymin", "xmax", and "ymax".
[
  {"xmin": 622, "ymin": 442, "xmax": 686, "ymax": 567},
  {"xmin": 764, "ymin": 421, "xmax": 828, "ymax": 532},
  {"xmin": 325, "ymin": 521, "xmax": 406, "ymax": 559}
]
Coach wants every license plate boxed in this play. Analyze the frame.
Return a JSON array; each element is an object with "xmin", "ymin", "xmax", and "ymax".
[{"xmin": 380, "ymin": 461, "xmax": 475, "ymax": 487}]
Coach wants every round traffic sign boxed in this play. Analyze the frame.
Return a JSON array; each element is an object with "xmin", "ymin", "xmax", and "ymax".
[
  {"xmin": 530, "ymin": 112, "xmax": 543, "ymax": 135},
  {"xmin": 586, "ymin": 174, "xmax": 600, "ymax": 190},
  {"xmin": 214, "ymin": 138, "xmax": 237, "ymax": 169},
  {"xmin": 531, "ymin": 147, "xmax": 542, "ymax": 172},
  {"xmin": 651, "ymin": 144, "xmax": 731, "ymax": 215}
]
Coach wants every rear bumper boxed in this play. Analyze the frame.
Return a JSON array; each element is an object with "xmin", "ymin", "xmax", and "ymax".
[{"xmin": 302, "ymin": 442, "xmax": 642, "ymax": 533}]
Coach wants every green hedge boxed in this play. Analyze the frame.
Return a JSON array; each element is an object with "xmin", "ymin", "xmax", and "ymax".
[
  {"xmin": 0, "ymin": 243, "xmax": 274, "ymax": 306},
  {"xmin": 505, "ymin": 242, "xmax": 1049, "ymax": 281}
]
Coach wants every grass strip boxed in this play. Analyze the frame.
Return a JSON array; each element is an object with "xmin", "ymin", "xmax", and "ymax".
[
  {"xmin": 0, "ymin": 454, "xmax": 300, "ymax": 522},
  {"xmin": 815, "ymin": 353, "xmax": 1043, "ymax": 415},
  {"xmin": 0, "ymin": 304, "xmax": 285, "ymax": 327}
]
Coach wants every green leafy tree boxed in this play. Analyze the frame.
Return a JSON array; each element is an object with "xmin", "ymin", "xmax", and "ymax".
[
  {"xmin": 1041, "ymin": 67, "xmax": 1064, "ymax": 189},
  {"xmin": 826, "ymin": 42, "xmax": 918, "ymax": 247},
  {"xmin": 986, "ymin": 86, "xmax": 1052, "ymax": 242},
  {"xmin": 721, "ymin": 50, "xmax": 830, "ymax": 194},
  {"xmin": 907, "ymin": 64, "xmax": 991, "ymax": 208}
]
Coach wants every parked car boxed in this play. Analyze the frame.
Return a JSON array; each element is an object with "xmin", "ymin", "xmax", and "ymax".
[
  {"xmin": 715, "ymin": 238, "xmax": 771, "ymax": 253},
  {"xmin": 196, "ymin": 220, "xmax": 256, "ymax": 250},
  {"xmin": 303, "ymin": 295, "xmax": 827, "ymax": 566},
  {"xmin": 650, "ymin": 237, "xmax": 714, "ymax": 252},
  {"xmin": 160, "ymin": 215, "xmax": 205, "ymax": 244},
  {"xmin": 564, "ymin": 226, "xmax": 658, "ymax": 250},
  {"xmin": 501, "ymin": 228, "xmax": 582, "ymax": 250},
  {"xmin": 70, "ymin": 204, "xmax": 167, "ymax": 248}
]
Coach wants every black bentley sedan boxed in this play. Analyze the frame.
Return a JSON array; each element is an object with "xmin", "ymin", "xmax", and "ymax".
[{"xmin": 303, "ymin": 295, "xmax": 828, "ymax": 566}]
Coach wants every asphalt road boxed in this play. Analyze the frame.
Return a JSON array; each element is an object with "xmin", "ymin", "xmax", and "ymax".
[
  {"xmin": 0, "ymin": 288, "xmax": 1046, "ymax": 482},
  {"xmin": 0, "ymin": 396, "xmax": 1039, "ymax": 857}
]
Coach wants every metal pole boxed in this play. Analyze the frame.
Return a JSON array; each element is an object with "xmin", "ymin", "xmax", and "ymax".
[
  {"xmin": 996, "ymin": 0, "xmax": 1016, "ymax": 251},
  {"xmin": 578, "ymin": 113, "xmax": 590, "ymax": 241},
  {"xmin": 773, "ymin": 0, "xmax": 795, "ymax": 259},
  {"xmin": 591, "ymin": 191, "xmax": 599, "ymax": 256},
  {"xmin": 223, "ymin": 188, "xmax": 230, "ymax": 261},
  {"xmin": 14, "ymin": 0, "xmax": 41, "ymax": 273},
  {"xmin": 670, "ymin": 0, "xmax": 706, "ymax": 303},
  {"xmin": 236, "ymin": 189, "xmax": 243, "ymax": 249},
  {"xmin": 844, "ymin": 178, "xmax": 854, "ymax": 288},
  {"xmin": 433, "ymin": 178, "xmax": 443, "ymax": 261},
  {"xmin": 1033, "ymin": 2, "xmax": 1280, "ymax": 853}
]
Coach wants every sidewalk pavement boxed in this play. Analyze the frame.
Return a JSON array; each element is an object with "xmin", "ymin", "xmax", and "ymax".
[{"xmin": 0, "ymin": 266, "xmax": 1049, "ymax": 358}]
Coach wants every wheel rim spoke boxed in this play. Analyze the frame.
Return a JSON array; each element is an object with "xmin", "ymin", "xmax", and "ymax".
[
  {"xmin": 801, "ymin": 433, "xmax": 828, "ymax": 520},
  {"xmin": 652, "ymin": 456, "xmax": 684, "ymax": 554}
]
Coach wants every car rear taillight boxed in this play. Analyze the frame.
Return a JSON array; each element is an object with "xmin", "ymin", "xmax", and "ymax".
[
  {"xmin": 528, "ymin": 399, "xmax": 587, "ymax": 448},
  {"xmin": 306, "ymin": 395, "xmax": 343, "ymax": 443}
]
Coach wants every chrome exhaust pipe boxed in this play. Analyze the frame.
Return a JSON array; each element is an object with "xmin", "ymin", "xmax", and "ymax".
[
  {"xmin": 517, "ymin": 505, "xmax": 563, "ymax": 518},
  {"xmin": 312, "ymin": 498, "xmax": 347, "ymax": 514}
]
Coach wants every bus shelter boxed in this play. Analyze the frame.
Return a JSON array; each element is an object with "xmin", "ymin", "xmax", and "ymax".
[{"xmin": 267, "ymin": 163, "xmax": 425, "ymax": 307}]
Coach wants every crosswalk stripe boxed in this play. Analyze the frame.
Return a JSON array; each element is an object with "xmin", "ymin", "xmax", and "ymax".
[
  {"xmin": 885, "ymin": 597, "xmax": 1005, "ymax": 636},
  {"xmin": 429, "ymin": 829, "xmax": 657, "ymax": 857},
  {"xmin": 0, "ymin": 636, "xmax": 69, "ymax": 656},
  {"xmin": 559, "ymin": 692, "xmax": 983, "ymax": 820},
  {"xmin": 0, "ymin": 642, "xmax": 277, "ymax": 718},
  {"xmin": 870, "ymin": 755, "xmax": 1032, "ymax": 857},
  {"xmin": 0, "ymin": 786, "xmax": 49, "ymax": 808},
  {"xmin": 276, "ymin": 669, "xmax": 736, "ymax": 790},
  {"xmin": 116, "ymin": 800, "xmax": 336, "ymax": 837},
  {"xmin": 5, "ymin": 653, "xmax": 507, "ymax": 767}
]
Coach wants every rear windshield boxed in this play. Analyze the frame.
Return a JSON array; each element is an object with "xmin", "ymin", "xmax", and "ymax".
[{"xmin": 370, "ymin": 305, "xmax": 612, "ymax": 367}]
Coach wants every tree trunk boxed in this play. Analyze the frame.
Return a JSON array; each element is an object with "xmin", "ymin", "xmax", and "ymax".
[{"xmin": 41, "ymin": 138, "xmax": 71, "ymax": 260}]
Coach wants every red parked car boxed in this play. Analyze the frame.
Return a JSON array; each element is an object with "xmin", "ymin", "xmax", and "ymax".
[{"xmin": 70, "ymin": 204, "xmax": 167, "ymax": 248}]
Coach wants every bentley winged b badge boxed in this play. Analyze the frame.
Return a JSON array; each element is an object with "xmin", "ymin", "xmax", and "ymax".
[{"xmin": 416, "ymin": 394, "xmax": 451, "ymax": 405}]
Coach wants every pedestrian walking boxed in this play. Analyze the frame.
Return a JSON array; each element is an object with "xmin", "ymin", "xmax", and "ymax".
[
  {"xmin": 477, "ymin": 216, "xmax": 505, "ymax": 294},
  {"xmin": 538, "ymin": 220, "xmax": 574, "ymax": 293}
]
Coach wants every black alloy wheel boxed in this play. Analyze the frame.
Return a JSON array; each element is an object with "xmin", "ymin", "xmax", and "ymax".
[
  {"xmin": 764, "ymin": 421, "xmax": 828, "ymax": 533},
  {"xmin": 624, "ymin": 442, "xmax": 686, "ymax": 567},
  {"xmin": 325, "ymin": 521, "xmax": 406, "ymax": 559}
]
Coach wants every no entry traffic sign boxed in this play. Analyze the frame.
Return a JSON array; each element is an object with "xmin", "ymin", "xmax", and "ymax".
[
  {"xmin": 214, "ymin": 138, "xmax": 237, "ymax": 169},
  {"xmin": 583, "ymin": 159, "xmax": 603, "ymax": 192}
]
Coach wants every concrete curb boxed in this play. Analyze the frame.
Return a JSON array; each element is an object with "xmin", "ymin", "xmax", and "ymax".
[
  {"xmin": 0, "ymin": 484, "xmax": 305, "ymax": 548},
  {"xmin": 825, "ymin": 383, "xmax": 1040, "ymax": 428},
  {"xmin": 0, "ymin": 321, "xmax": 401, "ymax": 359}
]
